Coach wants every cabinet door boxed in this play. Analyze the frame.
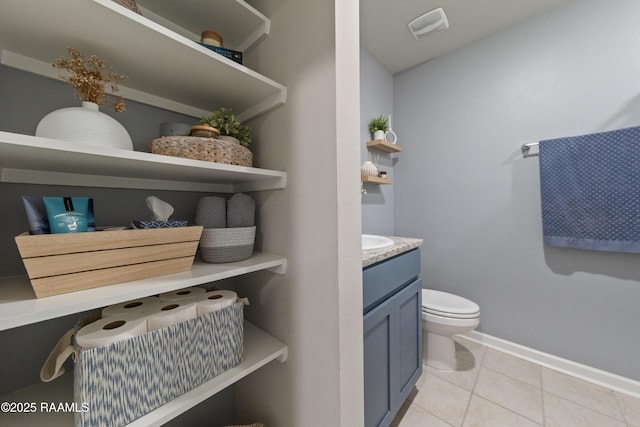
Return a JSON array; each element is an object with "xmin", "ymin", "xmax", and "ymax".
[
  {"xmin": 364, "ymin": 278, "xmax": 423, "ymax": 427},
  {"xmin": 394, "ymin": 278, "xmax": 423, "ymax": 408},
  {"xmin": 363, "ymin": 298, "xmax": 394, "ymax": 427}
]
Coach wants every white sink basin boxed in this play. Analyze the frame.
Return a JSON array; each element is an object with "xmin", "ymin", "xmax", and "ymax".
[{"xmin": 362, "ymin": 234, "xmax": 394, "ymax": 250}]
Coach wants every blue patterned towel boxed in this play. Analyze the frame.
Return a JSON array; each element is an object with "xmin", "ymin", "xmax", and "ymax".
[{"xmin": 539, "ymin": 126, "xmax": 640, "ymax": 253}]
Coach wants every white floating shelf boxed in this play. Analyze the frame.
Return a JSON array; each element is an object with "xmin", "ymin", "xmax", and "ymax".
[
  {"xmin": 0, "ymin": 321, "xmax": 287, "ymax": 427},
  {"xmin": 0, "ymin": 132, "xmax": 287, "ymax": 192},
  {"xmin": 0, "ymin": 0, "xmax": 286, "ymax": 120},
  {"xmin": 0, "ymin": 253, "xmax": 287, "ymax": 331}
]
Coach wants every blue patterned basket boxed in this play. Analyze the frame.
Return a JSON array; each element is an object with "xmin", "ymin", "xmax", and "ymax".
[{"xmin": 73, "ymin": 302, "xmax": 243, "ymax": 427}]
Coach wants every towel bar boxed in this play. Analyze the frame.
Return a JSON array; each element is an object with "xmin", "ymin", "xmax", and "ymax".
[{"xmin": 521, "ymin": 142, "xmax": 539, "ymax": 158}]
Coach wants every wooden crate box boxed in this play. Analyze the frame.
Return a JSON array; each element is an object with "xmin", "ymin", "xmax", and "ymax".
[{"xmin": 15, "ymin": 226, "xmax": 203, "ymax": 298}]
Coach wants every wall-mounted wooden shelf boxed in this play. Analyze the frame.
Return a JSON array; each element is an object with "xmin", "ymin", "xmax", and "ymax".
[
  {"xmin": 362, "ymin": 175, "xmax": 393, "ymax": 185},
  {"xmin": 367, "ymin": 140, "xmax": 402, "ymax": 153}
]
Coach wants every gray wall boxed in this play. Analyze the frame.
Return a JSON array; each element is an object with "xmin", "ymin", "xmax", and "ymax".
[
  {"xmin": 360, "ymin": 48, "xmax": 394, "ymax": 235},
  {"xmin": 393, "ymin": 0, "xmax": 640, "ymax": 380}
]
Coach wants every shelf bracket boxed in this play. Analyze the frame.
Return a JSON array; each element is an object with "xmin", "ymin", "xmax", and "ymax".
[
  {"xmin": 237, "ymin": 89, "xmax": 287, "ymax": 122},
  {"xmin": 266, "ymin": 259, "xmax": 287, "ymax": 275},
  {"xmin": 276, "ymin": 347, "xmax": 288, "ymax": 363}
]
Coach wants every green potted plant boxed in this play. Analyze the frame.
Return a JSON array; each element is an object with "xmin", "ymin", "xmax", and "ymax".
[
  {"xmin": 368, "ymin": 115, "xmax": 389, "ymax": 140},
  {"xmin": 198, "ymin": 107, "xmax": 252, "ymax": 147}
]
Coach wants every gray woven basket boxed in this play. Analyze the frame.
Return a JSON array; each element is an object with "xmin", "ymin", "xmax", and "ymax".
[{"xmin": 200, "ymin": 226, "xmax": 255, "ymax": 263}]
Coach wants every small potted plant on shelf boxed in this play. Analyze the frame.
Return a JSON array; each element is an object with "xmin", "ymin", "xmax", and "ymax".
[
  {"xmin": 368, "ymin": 115, "xmax": 389, "ymax": 141},
  {"xmin": 198, "ymin": 107, "xmax": 252, "ymax": 148}
]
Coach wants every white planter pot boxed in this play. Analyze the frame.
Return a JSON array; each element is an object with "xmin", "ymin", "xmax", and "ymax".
[
  {"xmin": 372, "ymin": 130, "xmax": 385, "ymax": 141},
  {"xmin": 36, "ymin": 101, "xmax": 133, "ymax": 150}
]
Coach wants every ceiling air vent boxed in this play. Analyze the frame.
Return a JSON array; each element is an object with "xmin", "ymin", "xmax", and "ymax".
[{"xmin": 408, "ymin": 7, "xmax": 449, "ymax": 40}]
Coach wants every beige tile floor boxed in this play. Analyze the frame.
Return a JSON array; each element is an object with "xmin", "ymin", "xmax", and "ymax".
[{"xmin": 391, "ymin": 337, "xmax": 640, "ymax": 427}]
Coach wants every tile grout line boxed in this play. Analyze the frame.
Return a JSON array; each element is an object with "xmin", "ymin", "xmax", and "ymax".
[
  {"xmin": 611, "ymin": 388, "xmax": 631, "ymax": 426},
  {"xmin": 406, "ymin": 370, "xmax": 461, "ymax": 427},
  {"xmin": 481, "ymin": 347, "xmax": 543, "ymax": 389},
  {"xmin": 461, "ymin": 342, "xmax": 488, "ymax": 426},
  {"xmin": 481, "ymin": 347, "xmax": 636, "ymax": 426},
  {"xmin": 466, "ymin": 342, "xmax": 544, "ymax": 425},
  {"xmin": 402, "ymin": 368, "xmax": 458, "ymax": 426},
  {"xmin": 542, "ymin": 367, "xmax": 631, "ymax": 423},
  {"xmin": 475, "ymin": 340, "xmax": 635, "ymax": 424},
  {"xmin": 398, "ymin": 338, "xmax": 640, "ymax": 427},
  {"xmin": 463, "ymin": 331, "xmax": 640, "ymax": 399},
  {"xmin": 479, "ymin": 344, "xmax": 545, "ymax": 424},
  {"xmin": 485, "ymin": 352, "xmax": 628, "ymax": 425},
  {"xmin": 476, "ymin": 364, "xmax": 545, "ymax": 426},
  {"xmin": 425, "ymin": 407, "xmax": 455, "ymax": 427},
  {"xmin": 545, "ymin": 391, "xmax": 630, "ymax": 427}
]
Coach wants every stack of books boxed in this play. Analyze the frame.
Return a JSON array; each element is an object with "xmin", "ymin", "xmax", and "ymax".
[{"xmin": 197, "ymin": 42, "xmax": 243, "ymax": 65}]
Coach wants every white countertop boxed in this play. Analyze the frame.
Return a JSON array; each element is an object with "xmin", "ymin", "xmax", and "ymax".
[{"xmin": 362, "ymin": 236, "xmax": 423, "ymax": 267}]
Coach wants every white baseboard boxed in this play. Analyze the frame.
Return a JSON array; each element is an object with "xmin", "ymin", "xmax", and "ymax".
[{"xmin": 462, "ymin": 330, "xmax": 640, "ymax": 399}]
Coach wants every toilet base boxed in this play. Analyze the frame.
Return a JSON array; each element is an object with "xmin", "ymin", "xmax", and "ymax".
[{"xmin": 424, "ymin": 331, "xmax": 456, "ymax": 371}]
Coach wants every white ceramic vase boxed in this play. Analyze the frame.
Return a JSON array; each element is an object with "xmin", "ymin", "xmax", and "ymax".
[
  {"xmin": 360, "ymin": 160, "xmax": 378, "ymax": 177},
  {"xmin": 36, "ymin": 101, "xmax": 133, "ymax": 150}
]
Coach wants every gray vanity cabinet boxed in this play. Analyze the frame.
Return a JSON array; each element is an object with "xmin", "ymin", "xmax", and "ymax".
[{"xmin": 363, "ymin": 249, "xmax": 422, "ymax": 427}]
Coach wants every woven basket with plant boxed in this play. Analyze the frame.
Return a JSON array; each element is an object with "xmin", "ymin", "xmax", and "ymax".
[{"xmin": 198, "ymin": 107, "xmax": 252, "ymax": 148}]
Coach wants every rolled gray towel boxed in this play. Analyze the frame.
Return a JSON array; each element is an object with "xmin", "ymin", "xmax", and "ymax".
[
  {"xmin": 227, "ymin": 193, "xmax": 255, "ymax": 228},
  {"xmin": 195, "ymin": 196, "xmax": 226, "ymax": 228}
]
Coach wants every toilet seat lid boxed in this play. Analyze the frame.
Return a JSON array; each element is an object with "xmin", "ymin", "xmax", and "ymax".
[{"xmin": 422, "ymin": 289, "xmax": 480, "ymax": 317}]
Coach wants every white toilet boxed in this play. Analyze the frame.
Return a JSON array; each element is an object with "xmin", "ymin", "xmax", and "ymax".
[{"xmin": 422, "ymin": 289, "xmax": 480, "ymax": 371}]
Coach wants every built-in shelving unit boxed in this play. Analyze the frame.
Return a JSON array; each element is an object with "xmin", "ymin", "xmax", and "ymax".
[
  {"xmin": 0, "ymin": 254, "xmax": 286, "ymax": 331},
  {"xmin": 0, "ymin": 132, "xmax": 287, "ymax": 192},
  {"xmin": 0, "ymin": 0, "xmax": 286, "ymax": 120},
  {"xmin": 136, "ymin": 0, "xmax": 269, "ymax": 53},
  {"xmin": 366, "ymin": 140, "xmax": 403, "ymax": 153},
  {"xmin": 0, "ymin": 0, "xmax": 289, "ymax": 424},
  {"xmin": 0, "ymin": 321, "xmax": 287, "ymax": 427}
]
